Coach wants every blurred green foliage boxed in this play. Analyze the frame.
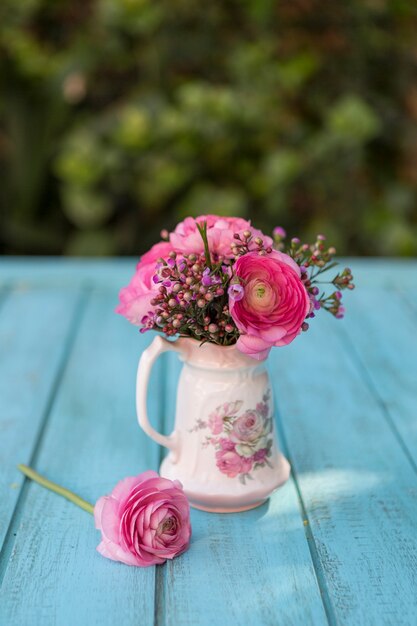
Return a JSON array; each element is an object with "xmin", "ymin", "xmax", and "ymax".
[{"xmin": 1, "ymin": 0, "xmax": 417, "ymax": 256}]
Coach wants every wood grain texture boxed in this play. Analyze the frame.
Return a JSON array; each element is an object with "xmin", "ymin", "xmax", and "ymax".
[
  {"xmin": 156, "ymin": 351, "xmax": 328, "ymax": 626},
  {"xmin": 0, "ymin": 287, "xmax": 82, "ymax": 553},
  {"xmin": 270, "ymin": 301, "xmax": 417, "ymax": 625},
  {"xmin": 0, "ymin": 290, "xmax": 162, "ymax": 626}
]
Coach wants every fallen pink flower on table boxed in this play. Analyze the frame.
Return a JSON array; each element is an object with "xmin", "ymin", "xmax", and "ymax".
[
  {"xmin": 95, "ymin": 470, "xmax": 191, "ymax": 567},
  {"xmin": 17, "ymin": 465, "xmax": 192, "ymax": 568}
]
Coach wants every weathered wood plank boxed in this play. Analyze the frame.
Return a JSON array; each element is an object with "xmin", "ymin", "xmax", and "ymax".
[
  {"xmin": 0, "ymin": 287, "xmax": 83, "ymax": 554},
  {"xmin": 270, "ymin": 312, "xmax": 417, "ymax": 625},
  {"xmin": 0, "ymin": 258, "xmax": 135, "ymax": 289},
  {"xmin": 0, "ymin": 291, "xmax": 163, "ymax": 626},
  {"xmin": 401, "ymin": 289, "xmax": 417, "ymax": 315},
  {"xmin": 0, "ymin": 258, "xmax": 416, "ymax": 289},
  {"xmin": 340, "ymin": 287, "xmax": 417, "ymax": 468},
  {"xmin": 156, "ymin": 351, "xmax": 329, "ymax": 626}
]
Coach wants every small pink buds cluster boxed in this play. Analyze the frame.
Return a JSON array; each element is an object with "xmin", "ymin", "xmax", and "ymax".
[
  {"xmin": 287, "ymin": 233, "xmax": 338, "ymax": 269},
  {"xmin": 333, "ymin": 267, "xmax": 355, "ymax": 290},
  {"xmin": 230, "ymin": 230, "xmax": 273, "ymax": 259},
  {"xmin": 272, "ymin": 229, "xmax": 355, "ymax": 326},
  {"xmin": 147, "ymin": 252, "xmax": 238, "ymax": 345}
]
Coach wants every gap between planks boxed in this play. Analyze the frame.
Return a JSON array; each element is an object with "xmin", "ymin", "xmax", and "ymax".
[
  {"xmin": 274, "ymin": 404, "xmax": 337, "ymax": 626},
  {"xmin": 154, "ymin": 357, "xmax": 169, "ymax": 626},
  {"xmin": 0, "ymin": 286, "xmax": 11, "ymax": 312},
  {"xmin": 0, "ymin": 287, "xmax": 90, "ymax": 588},
  {"xmin": 397, "ymin": 288, "xmax": 417, "ymax": 319}
]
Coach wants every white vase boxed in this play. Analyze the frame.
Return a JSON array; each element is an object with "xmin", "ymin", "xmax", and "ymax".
[{"xmin": 136, "ymin": 335, "xmax": 290, "ymax": 513}]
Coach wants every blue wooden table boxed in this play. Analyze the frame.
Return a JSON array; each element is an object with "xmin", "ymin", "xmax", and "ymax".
[{"xmin": 0, "ymin": 258, "xmax": 416, "ymax": 626}]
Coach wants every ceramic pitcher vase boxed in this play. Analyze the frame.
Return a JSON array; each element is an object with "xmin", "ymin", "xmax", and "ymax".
[{"xmin": 136, "ymin": 335, "xmax": 290, "ymax": 513}]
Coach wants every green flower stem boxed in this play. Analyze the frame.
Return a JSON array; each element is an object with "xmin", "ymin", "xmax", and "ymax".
[
  {"xmin": 18, "ymin": 464, "xmax": 94, "ymax": 515},
  {"xmin": 196, "ymin": 221, "xmax": 212, "ymax": 269},
  {"xmin": 310, "ymin": 261, "xmax": 338, "ymax": 281}
]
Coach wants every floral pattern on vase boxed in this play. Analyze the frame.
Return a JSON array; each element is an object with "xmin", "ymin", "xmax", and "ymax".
[{"xmin": 191, "ymin": 389, "xmax": 274, "ymax": 484}]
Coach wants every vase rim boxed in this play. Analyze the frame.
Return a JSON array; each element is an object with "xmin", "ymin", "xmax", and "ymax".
[
  {"xmin": 170, "ymin": 335, "xmax": 266, "ymax": 369},
  {"xmin": 178, "ymin": 336, "xmax": 238, "ymax": 350}
]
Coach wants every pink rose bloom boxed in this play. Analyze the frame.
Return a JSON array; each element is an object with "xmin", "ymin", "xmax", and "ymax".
[
  {"xmin": 169, "ymin": 215, "xmax": 272, "ymax": 259},
  {"xmin": 116, "ymin": 241, "xmax": 173, "ymax": 326},
  {"xmin": 215, "ymin": 449, "xmax": 253, "ymax": 478},
  {"xmin": 230, "ymin": 410, "xmax": 264, "ymax": 444},
  {"xmin": 218, "ymin": 438, "xmax": 236, "ymax": 451},
  {"xmin": 230, "ymin": 250, "xmax": 310, "ymax": 360},
  {"xmin": 94, "ymin": 470, "xmax": 191, "ymax": 567},
  {"xmin": 207, "ymin": 400, "xmax": 243, "ymax": 435}
]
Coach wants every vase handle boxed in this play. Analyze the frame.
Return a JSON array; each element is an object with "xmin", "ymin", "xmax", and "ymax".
[{"xmin": 136, "ymin": 335, "xmax": 182, "ymax": 463}]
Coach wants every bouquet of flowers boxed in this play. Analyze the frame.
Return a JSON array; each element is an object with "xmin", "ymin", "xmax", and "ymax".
[{"xmin": 117, "ymin": 216, "xmax": 354, "ymax": 360}]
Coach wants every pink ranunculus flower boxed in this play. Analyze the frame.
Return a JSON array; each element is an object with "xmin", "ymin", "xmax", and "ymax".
[
  {"xmin": 116, "ymin": 241, "xmax": 173, "ymax": 326},
  {"xmin": 215, "ymin": 449, "xmax": 253, "ymax": 478},
  {"xmin": 169, "ymin": 215, "xmax": 273, "ymax": 259},
  {"xmin": 140, "ymin": 240, "xmax": 174, "ymax": 265},
  {"xmin": 230, "ymin": 410, "xmax": 264, "ymax": 444},
  {"xmin": 230, "ymin": 250, "xmax": 310, "ymax": 360},
  {"xmin": 94, "ymin": 470, "xmax": 191, "ymax": 567}
]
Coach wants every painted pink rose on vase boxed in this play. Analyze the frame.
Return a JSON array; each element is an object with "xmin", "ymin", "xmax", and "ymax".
[
  {"xmin": 94, "ymin": 470, "xmax": 191, "ymax": 567},
  {"xmin": 215, "ymin": 449, "xmax": 253, "ymax": 478},
  {"xmin": 116, "ymin": 241, "xmax": 173, "ymax": 326},
  {"xmin": 229, "ymin": 250, "xmax": 310, "ymax": 360},
  {"xmin": 193, "ymin": 390, "xmax": 273, "ymax": 484},
  {"xmin": 230, "ymin": 410, "xmax": 264, "ymax": 444},
  {"xmin": 219, "ymin": 438, "xmax": 236, "ymax": 451},
  {"xmin": 169, "ymin": 215, "xmax": 273, "ymax": 259},
  {"xmin": 207, "ymin": 400, "xmax": 243, "ymax": 435}
]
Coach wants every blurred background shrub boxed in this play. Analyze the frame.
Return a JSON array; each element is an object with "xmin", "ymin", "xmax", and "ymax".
[{"xmin": 1, "ymin": 0, "xmax": 417, "ymax": 256}]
